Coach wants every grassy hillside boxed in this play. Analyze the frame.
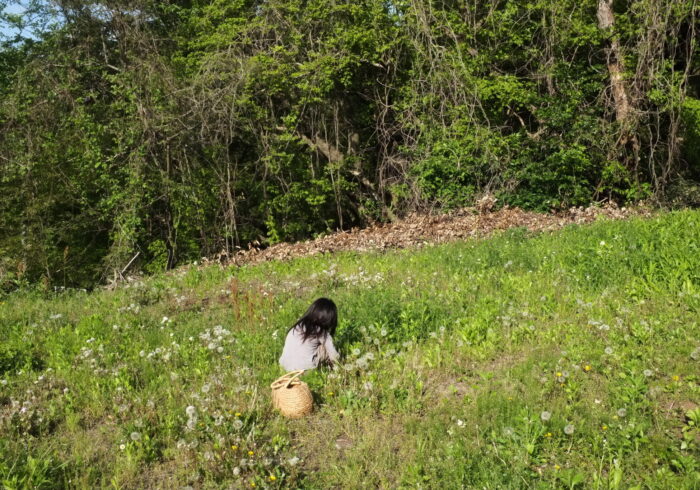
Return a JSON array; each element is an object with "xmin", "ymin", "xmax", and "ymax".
[{"xmin": 1, "ymin": 211, "xmax": 699, "ymax": 488}]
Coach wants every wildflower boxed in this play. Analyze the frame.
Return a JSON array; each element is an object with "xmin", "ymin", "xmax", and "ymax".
[
  {"xmin": 202, "ymin": 384, "xmax": 211, "ymax": 393},
  {"xmin": 584, "ymin": 365, "xmax": 592, "ymax": 372},
  {"xmin": 233, "ymin": 419, "xmax": 243, "ymax": 430},
  {"xmin": 540, "ymin": 411, "xmax": 552, "ymax": 422},
  {"xmin": 235, "ymin": 412, "xmax": 242, "ymax": 417},
  {"xmin": 119, "ymin": 444, "xmax": 126, "ymax": 450},
  {"xmin": 617, "ymin": 408, "xmax": 627, "ymax": 418},
  {"xmin": 186, "ymin": 406, "xmax": 197, "ymax": 417},
  {"xmin": 328, "ymin": 391, "xmax": 334, "ymax": 396},
  {"xmin": 554, "ymin": 464, "xmax": 561, "ymax": 470},
  {"xmin": 269, "ymin": 475, "xmax": 277, "ymax": 481},
  {"xmin": 233, "ymin": 467, "xmax": 240, "ymax": 476},
  {"xmin": 564, "ymin": 424, "xmax": 575, "ymax": 435},
  {"xmin": 130, "ymin": 432, "xmax": 141, "ymax": 441},
  {"xmin": 604, "ymin": 347, "xmax": 613, "ymax": 355},
  {"xmin": 643, "ymin": 369, "xmax": 653, "ymax": 377},
  {"xmin": 1, "ymin": 379, "xmax": 7, "ymax": 386},
  {"xmin": 250, "ymin": 483, "xmax": 256, "ymax": 487},
  {"xmin": 456, "ymin": 419, "xmax": 465, "ymax": 427},
  {"xmin": 672, "ymin": 375, "xmax": 680, "ymax": 382},
  {"xmin": 352, "ymin": 348, "xmax": 361, "ymax": 356},
  {"xmin": 380, "ymin": 328, "xmax": 388, "ymax": 337},
  {"xmin": 691, "ymin": 347, "xmax": 700, "ymax": 360},
  {"xmin": 231, "ymin": 445, "xmax": 238, "ymax": 451},
  {"xmin": 161, "ymin": 316, "xmax": 169, "ymax": 324},
  {"xmin": 248, "ymin": 450, "xmax": 255, "ymax": 456},
  {"xmin": 601, "ymin": 425, "xmax": 608, "ymax": 431},
  {"xmin": 545, "ymin": 432, "xmax": 552, "ymax": 438},
  {"xmin": 503, "ymin": 427, "xmax": 515, "ymax": 437},
  {"xmin": 555, "ymin": 372, "xmax": 562, "ymax": 378},
  {"xmin": 288, "ymin": 456, "xmax": 300, "ymax": 466}
]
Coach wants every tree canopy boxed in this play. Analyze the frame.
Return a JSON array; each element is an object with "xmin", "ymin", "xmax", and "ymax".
[{"xmin": 1, "ymin": 0, "xmax": 699, "ymax": 289}]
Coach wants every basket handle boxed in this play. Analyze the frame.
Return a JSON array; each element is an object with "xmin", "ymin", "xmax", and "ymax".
[{"xmin": 271, "ymin": 370, "xmax": 305, "ymax": 390}]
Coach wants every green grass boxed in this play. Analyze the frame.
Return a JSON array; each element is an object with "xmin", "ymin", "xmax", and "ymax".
[{"xmin": 1, "ymin": 210, "xmax": 700, "ymax": 489}]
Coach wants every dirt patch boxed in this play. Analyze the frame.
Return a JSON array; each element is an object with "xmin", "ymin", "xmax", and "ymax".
[{"xmin": 209, "ymin": 203, "xmax": 652, "ymax": 268}]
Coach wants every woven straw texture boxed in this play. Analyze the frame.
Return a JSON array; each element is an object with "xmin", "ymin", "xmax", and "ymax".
[{"xmin": 271, "ymin": 370, "xmax": 313, "ymax": 419}]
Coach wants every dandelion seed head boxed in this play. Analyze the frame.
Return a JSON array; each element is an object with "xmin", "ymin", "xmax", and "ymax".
[
  {"xmin": 130, "ymin": 431, "xmax": 141, "ymax": 441},
  {"xmin": 643, "ymin": 369, "xmax": 653, "ymax": 377},
  {"xmin": 617, "ymin": 408, "xmax": 627, "ymax": 418},
  {"xmin": 540, "ymin": 411, "xmax": 552, "ymax": 422},
  {"xmin": 604, "ymin": 347, "xmax": 613, "ymax": 355},
  {"xmin": 564, "ymin": 424, "xmax": 575, "ymax": 435}
]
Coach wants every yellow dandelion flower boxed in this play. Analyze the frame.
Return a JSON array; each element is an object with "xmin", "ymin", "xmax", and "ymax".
[
  {"xmin": 269, "ymin": 475, "xmax": 277, "ymax": 481},
  {"xmin": 250, "ymin": 483, "xmax": 256, "ymax": 488},
  {"xmin": 554, "ymin": 464, "xmax": 561, "ymax": 470},
  {"xmin": 556, "ymin": 372, "xmax": 562, "ymax": 377},
  {"xmin": 231, "ymin": 445, "xmax": 238, "ymax": 451},
  {"xmin": 545, "ymin": 432, "xmax": 552, "ymax": 438},
  {"xmin": 584, "ymin": 365, "xmax": 591, "ymax": 372},
  {"xmin": 601, "ymin": 425, "xmax": 608, "ymax": 431},
  {"xmin": 328, "ymin": 392, "xmax": 334, "ymax": 396},
  {"xmin": 248, "ymin": 450, "xmax": 255, "ymax": 456},
  {"xmin": 235, "ymin": 412, "xmax": 242, "ymax": 417},
  {"xmin": 672, "ymin": 375, "xmax": 680, "ymax": 381}
]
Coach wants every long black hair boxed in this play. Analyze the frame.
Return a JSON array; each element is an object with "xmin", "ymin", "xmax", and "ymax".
[{"xmin": 291, "ymin": 297, "xmax": 338, "ymax": 342}]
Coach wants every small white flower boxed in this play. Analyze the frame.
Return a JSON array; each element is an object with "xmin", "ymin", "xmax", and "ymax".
[
  {"xmin": 564, "ymin": 424, "xmax": 575, "ymax": 435},
  {"xmin": 540, "ymin": 411, "xmax": 552, "ymax": 422},
  {"xmin": 599, "ymin": 241, "xmax": 606, "ymax": 246},
  {"xmin": 139, "ymin": 350, "xmax": 146, "ymax": 357},
  {"xmin": 119, "ymin": 444, "xmax": 126, "ymax": 450},
  {"xmin": 185, "ymin": 405, "xmax": 197, "ymax": 417},
  {"xmin": 1, "ymin": 379, "xmax": 7, "ymax": 386},
  {"xmin": 380, "ymin": 328, "xmax": 388, "ymax": 337},
  {"xmin": 161, "ymin": 316, "xmax": 169, "ymax": 324},
  {"xmin": 233, "ymin": 467, "xmax": 241, "ymax": 476},
  {"xmin": 456, "ymin": 419, "xmax": 465, "ymax": 427}
]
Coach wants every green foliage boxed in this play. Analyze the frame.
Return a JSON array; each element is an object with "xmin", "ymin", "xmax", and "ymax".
[{"xmin": 0, "ymin": 0, "xmax": 698, "ymax": 287}]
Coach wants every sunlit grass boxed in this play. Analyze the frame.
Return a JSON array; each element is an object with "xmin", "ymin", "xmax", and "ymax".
[{"xmin": 1, "ymin": 210, "xmax": 699, "ymax": 488}]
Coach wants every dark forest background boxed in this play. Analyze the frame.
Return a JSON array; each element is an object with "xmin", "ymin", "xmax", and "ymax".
[{"xmin": 1, "ymin": 0, "xmax": 699, "ymax": 289}]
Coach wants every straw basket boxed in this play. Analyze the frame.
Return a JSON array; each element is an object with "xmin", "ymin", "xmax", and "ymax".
[{"xmin": 271, "ymin": 370, "xmax": 313, "ymax": 419}]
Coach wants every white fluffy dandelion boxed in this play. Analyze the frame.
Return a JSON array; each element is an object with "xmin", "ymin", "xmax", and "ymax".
[
  {"xmin": 564, "ymin": 424, "xmax": 575, "ymax": 435},
  {"xmin": 540, "ymin": 411, "xmax": 552, "ymax": 422}
]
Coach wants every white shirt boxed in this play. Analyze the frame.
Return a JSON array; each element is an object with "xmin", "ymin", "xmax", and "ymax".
[{"xmin": 279, "ymin": 325, "xmax": 340, "ymax": 372}]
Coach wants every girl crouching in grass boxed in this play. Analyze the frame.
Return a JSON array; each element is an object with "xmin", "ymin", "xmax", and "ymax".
[{"xmin": 279, "ymin": 298, "xmax": 340, "ymax": 372}]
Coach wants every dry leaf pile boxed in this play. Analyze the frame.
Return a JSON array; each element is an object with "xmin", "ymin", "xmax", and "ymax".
[{"xmin": 218, "ymin": 203, "xmax": 652, "ymax": 268}]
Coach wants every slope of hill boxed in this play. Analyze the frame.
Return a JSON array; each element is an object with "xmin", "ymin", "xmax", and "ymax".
[{"xmin": 1, "ymin": 210, "xmax": 699, "ymax": 488}]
